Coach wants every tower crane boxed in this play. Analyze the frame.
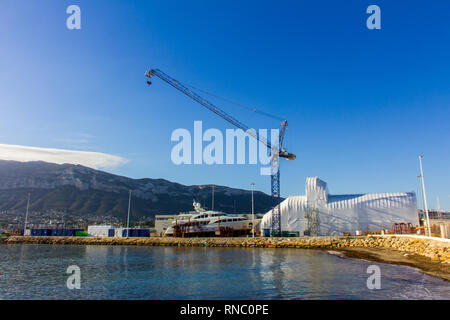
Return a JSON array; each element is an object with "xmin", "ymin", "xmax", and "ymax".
[{"xmin": 145, "ymin": 69, "xmax": 296, "ymax": 236}]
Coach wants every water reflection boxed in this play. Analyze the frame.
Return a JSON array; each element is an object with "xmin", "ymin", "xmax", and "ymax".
[{"xmin": 0, "ymin": 244, "xmax": 448, "ymax": 300}]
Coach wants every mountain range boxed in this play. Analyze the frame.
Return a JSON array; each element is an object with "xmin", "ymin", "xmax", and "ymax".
[{"xmin": 0, "ymin": 160, "xmax": 273, "ymax": 219}]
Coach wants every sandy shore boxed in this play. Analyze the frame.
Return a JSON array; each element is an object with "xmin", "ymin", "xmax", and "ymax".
[{"xmin": 335, "ymin": 247, "xmax": 450, "ymax": 281}]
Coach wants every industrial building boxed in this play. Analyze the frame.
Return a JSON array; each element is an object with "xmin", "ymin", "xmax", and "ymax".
[
  {"xmin": 418, "ymin": 209, "xmax": 450, "ymax": 238},
  {"xmin": 261, "ymin": 177, "xmax": 418, "ymax": 236},
  {"xmin": 155, "ymin": 215, "xmax": 176, "ymax": 234}
]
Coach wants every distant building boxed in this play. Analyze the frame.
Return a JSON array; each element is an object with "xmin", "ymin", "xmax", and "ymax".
[
  {"xmin": 418, "ymin": 209, "xmax": 450, "ymax": 221},
  {"xmin": 417, "ymin": 210, "xmax": 450, "ymax": 238},
  {"xmin": 261, "ymin": 177, "xmax": 418, "ymax": 236},
  {"xmin": 155, "ymin": 215, "xmax": 176, "ymax": 234}
]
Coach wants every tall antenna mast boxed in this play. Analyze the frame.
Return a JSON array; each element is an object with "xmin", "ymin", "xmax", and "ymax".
[{"xmin": 419, "ymin": 155, "xmax": 432, "ymax": 236}]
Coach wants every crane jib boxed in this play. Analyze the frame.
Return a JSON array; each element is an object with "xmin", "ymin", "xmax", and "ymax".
[
  {"xmin": 146, "ymin": 69, "xmax": 296, "ymax": 161},
  {"xmin": 147, "ymin": 69, "xmax": 278, "ymax": 149}
]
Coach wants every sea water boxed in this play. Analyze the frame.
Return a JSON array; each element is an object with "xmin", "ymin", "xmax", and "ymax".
[{"xmin": 0, "ymin": 244, "xmax": 448, "ymax": 300}]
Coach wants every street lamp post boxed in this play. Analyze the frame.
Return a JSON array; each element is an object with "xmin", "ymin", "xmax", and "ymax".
[
  {"xmin": 126, "ymin": 189, "xmax": 132, "ymax": 237},
  {"xmin": 211, "ymin": 185, "xmax": 215, "ymax": 210},
  {"xmin": 418, "ymin": 155, "xmax": 432, "ymax": 237},
  {"xmin": 251, "ymin": 183, "xmax": 255, "ymax": 238},
  {"xmin": 23, "ymin": 193, "xmax": 30, "ymax": 236}
]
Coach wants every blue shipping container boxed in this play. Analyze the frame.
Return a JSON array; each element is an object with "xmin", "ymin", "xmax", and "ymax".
[
  {"xmin": 121, "ymin": 228, "xmax": 150, "ymax": 237},
  {"xmin": 30, "ymin": 228, "xmax": 84, "ymax": 237}
]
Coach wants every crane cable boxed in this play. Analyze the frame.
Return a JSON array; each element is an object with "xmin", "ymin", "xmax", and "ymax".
[
  {"xmin": 178, "ymin": 81, "xmax": 285, "ymax": 122},
  {"xmin": 181, "ymin": 80, "xmax": 292, "ymax": 150}
]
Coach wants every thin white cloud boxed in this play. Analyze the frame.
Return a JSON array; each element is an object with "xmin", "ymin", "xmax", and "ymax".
[{"xmin": 0, "ymin": 144, "xmax": 128, "ymax": 170}]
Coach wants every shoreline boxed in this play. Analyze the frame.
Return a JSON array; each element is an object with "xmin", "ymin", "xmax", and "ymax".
[
  {"xmin": 1, "ymin": 235, "xmax": 449, "ymax": 281},
  {"xmin": 333, "ymin": 247, "xmax": 450, "ymax": 281}
]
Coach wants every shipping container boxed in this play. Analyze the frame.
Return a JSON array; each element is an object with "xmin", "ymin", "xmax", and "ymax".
[
  {"xmin": 87, "ymin": 225, "xmax": 115, "ymax": 237},
  {"xmin": 30, "ymin": 228, "xmax": 84, "ymax": 237},
  {"xmin": 119, "ymin": 228, "xmax": 150, "ymax": 238}
]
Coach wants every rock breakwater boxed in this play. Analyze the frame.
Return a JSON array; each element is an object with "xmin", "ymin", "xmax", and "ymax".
[{"xmin": 1, "ymin": 235, "xmax": 448, "ymax": 264}]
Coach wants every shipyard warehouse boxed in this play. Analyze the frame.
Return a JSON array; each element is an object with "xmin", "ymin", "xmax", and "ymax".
[{"xmin": 261, "ymin": 177, "xmax": 418, "ymax": 236}]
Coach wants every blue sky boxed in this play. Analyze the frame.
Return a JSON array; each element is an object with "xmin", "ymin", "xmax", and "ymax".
[{"xmin": 0, "ymin": 0, "xmax": 449, "ymax": 209}]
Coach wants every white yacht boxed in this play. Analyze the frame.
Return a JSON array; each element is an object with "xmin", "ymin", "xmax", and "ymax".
[{"xmin": 164, "ymin": 200, "xmax": 252, "ymax": 237}]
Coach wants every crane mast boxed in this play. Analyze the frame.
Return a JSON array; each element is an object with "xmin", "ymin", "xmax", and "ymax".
[{"xmin": 146, "ymin": 68, "xmax": 295, "ymax": 236}]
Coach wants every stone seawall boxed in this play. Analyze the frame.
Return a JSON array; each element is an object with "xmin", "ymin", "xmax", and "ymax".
[{"xmin": 1, "ymin": 235, "xmax": 449, "ymax": 264}]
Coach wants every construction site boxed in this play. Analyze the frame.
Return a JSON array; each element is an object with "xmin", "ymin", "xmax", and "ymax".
[{"xmin": 7, "ymin": 68, "xmax": 447, "ymax": 240}]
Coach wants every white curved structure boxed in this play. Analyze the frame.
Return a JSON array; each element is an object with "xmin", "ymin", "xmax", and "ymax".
[{"xmin": 261, "ymin": 177, "xmax": 418, "ymax": 236}]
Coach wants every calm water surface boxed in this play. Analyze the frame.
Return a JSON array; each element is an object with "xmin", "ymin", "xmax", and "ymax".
[{"xmin": 0, "ymin": 244, "xmax": 448, "ymax": 299}]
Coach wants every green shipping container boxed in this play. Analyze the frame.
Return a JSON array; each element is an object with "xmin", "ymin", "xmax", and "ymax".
[{"xmin": 75, "ymin": 231, "xmax": 88, "ymax": 237}]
